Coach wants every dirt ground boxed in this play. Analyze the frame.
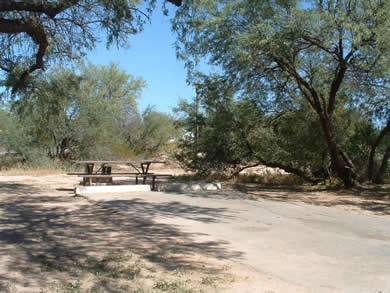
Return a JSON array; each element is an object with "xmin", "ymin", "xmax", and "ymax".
[{"xmin": 0, "ymin": 171, "xmax": 389, "ymax": 293}]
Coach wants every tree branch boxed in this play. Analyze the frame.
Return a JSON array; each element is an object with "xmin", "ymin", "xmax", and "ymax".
[
  {"xmin": 166, "ymin": 0, "xmax": 183, "ymax": 6},
  {"xmin": 236, "ymin": 118, "xmax": 321, "ymax": 184},
  {"xmin": 0, "ymin": 0, "xmax": 81, "ymax": 18},
  {"xmin": 0, "ymin": 0, "xmax": 182, "ymax": 93},
  {"xmin": 0, "ymin": 17, "xmax": 49, "ymax": 93}
]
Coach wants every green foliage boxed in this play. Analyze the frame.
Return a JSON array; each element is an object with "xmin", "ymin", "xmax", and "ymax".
[
  {"xmin": 174, "ymin": 76, "xmax": 252, "ymax": 176},
  {"xmin": 139, "ymin": 108, "xmax": 180, "ymax": 155},
  {"xmin": 174, "ymin": 74, "xmax": 384, "ymax": 183},
  {"xmin": 0, "ymin": 0, "xmax": 162, "ymax": 93},
  {"xmin": 1, "ymin": 61, "xmax": 180, "ymax": 168},
  {"xmin": 3, "ymin": 62, "xmax": 144, "ymax": 165},
  {"xmin": 154, "ymin": 279, "xmax": 196, "ymax": 293},
  {"xmin": 0, "ymin": 107, "xmax": 32, "ymax": 155},
  {"xmin": 172, "ymin": 0, "xmax": 390, "ymax": 185},
  {"xmin": 120, "ymin": 106, "xmax": 181, "ymax": 157}
]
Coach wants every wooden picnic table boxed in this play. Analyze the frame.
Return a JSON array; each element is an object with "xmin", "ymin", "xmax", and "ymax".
[
  {"xmin": 73, "ymin": 160, "xmax": 165, "ymax": 174},
  {"xmin": 69, "ymin": 160, "xmax": 170, "ymax": 190}
]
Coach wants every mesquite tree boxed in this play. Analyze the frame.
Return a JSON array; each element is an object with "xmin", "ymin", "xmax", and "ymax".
[
  {"xmin": 173, "ymin": 0, "xmax": 390, "ymax": 186},
  {"xmin": 0, "ymin": 0, "xmax": 182, "ymax": 93}
]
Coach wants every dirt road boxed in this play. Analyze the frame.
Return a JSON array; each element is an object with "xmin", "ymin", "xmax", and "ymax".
[{"xmin": 0, "ymin": 174, "xmax": 389, "ymax": 292}]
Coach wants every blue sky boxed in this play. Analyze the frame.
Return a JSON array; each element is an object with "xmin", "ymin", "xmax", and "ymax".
[{"xmin": 87, "ymin": 5, "xmax": 194, "ymax": 115}]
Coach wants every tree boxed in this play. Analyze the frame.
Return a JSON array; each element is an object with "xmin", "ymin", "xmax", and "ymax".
[
  {"xmin": 173, "ymin": 0, "xmax": 390, "ymax": 186},
  {"xmin": 175, "ymin": 74, "xmax": 385, "ymax": 183},
  {"xmin": 126, "ymin": 107, "xmax": 180, "ymax": 157},
  {"xmin": 0, "ymin": 0, "xmax": 182, "ymax": 93},
  {"xmin": 12, "ymin": 62, "xmax": 145, "ymax": 161},
  {"xmin": 0, "ymin": 106, "xmax": 33, "ymax": 158}
]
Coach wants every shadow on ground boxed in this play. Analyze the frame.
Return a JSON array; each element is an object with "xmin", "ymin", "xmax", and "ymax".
[
  {"xmin": 0, "ymin": 182, "xmax": 242, "ymax": 290},
  {"xmin": 225, "ymin": 183, "xmax": 390, "ymax": 217},
  {"xmin": 0, "ymin": 183, "xmax": 43, "ymax": 196}
]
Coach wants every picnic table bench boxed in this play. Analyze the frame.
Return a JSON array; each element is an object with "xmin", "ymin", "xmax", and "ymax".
[{"xmin": 68, "ymin": 160, "xmax": 171, "ymax": 190}]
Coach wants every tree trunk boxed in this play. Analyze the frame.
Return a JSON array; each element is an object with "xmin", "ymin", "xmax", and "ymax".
[
  {"xmin": 367, "ymin": 117, "xmax": 390, "ymax": 181},
  {"xmin": 319, "ymin": 115, "xmax": 355, "ymax": 188},
  {"xmin": 374, "ymin": 145, "xmax": 390, "ymax": 184}
]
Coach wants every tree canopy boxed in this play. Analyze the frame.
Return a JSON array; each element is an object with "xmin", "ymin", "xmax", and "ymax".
[
  {"xmin": 0, "ymin": 0, "xmax": 182, "ymax": 93},
  {"xmin": 1, "ymin": 61, "xmax": 180, "ymax": 167},
  {"xmin": 172, "ymin": 0, "xmax": 390, "ymax": 186}
]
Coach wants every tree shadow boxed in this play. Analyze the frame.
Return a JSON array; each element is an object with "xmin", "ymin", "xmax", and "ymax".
[
  {"xmin": 102, "ymin": 197, "xmax": 236, "ymax": 223},
  {"xmin": 0, "ymin": 182, "xmax": 242, "ymax": 290},
  {"xmin": 227, "ymin": 183, "xmax": 390, "ymax": 216},
  {"xmin": 0, "ymin": 182, "xmax": 44, "ymax": 196}
]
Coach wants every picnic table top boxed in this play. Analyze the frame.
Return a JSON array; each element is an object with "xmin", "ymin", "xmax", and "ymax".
[{"xmin": 73, "ymin": 160, "xmax": 165, "ymax": 165}]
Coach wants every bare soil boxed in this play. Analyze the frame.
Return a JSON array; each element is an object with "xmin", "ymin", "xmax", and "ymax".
[
  {"xmin": 0, "ymin": 170, "xmax": 389, "ymax": 293},
  {"xmin": 225, "ymin": 183, "xmax": 390, "ymax": 218}
]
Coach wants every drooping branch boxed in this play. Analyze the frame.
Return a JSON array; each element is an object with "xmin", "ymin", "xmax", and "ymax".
[
  {"xmin": 230, "ymin": 162, "xmax": 262, "ymax": 177},
  {"xmin": 236, "ymin": 118, "xmax": 321, "ymax": 184},
  {"xmin": 254, "ymin": 157, "xmax": 322, "ymax": 184},
  {"xmin": 0, "ymin": 17, "xmax": 49, "ymax": 93}
]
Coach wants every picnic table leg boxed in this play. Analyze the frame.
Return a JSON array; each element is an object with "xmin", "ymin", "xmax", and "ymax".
[
  {"xmin": 136, "ymin": 176, "xmax": 139, "ymax": 185},
  {"xmin": 85, "ymin": 163, "xmax": 94, "ymax": 186},
  {"xmin": 141, "ymin": 162, "xmax": 151, "ymax": 174},
  {"xmin": 152, "ymin": 175, "xmax": 156, "ymax": 191}
]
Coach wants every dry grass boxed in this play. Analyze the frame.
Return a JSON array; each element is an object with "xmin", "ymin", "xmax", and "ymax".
[
  {"xmin": 172, "ymin": 172, "xmax": 305, "ymax": 186},
  {"xmin": 0, "ymin": 168, "xmax": 65, "ymax": 176},
  {"xmin": 35, "ymin": 249, "xmax": 234, "ymax": 293},
  {"xmin": 231, "ymin": 173, "xmax": 305, "ymax": 186}
]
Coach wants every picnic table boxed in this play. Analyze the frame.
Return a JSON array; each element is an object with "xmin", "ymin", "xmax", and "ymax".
[{"xmin": 68, "ymin": 160, "xmax": 171, "ymax": 190}]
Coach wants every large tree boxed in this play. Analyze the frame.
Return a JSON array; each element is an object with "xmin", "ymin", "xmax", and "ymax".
[
  {"xmin": 173, "ymin": 0, "xmax": 390, "ymax": 186},
  {"xmin": 175, "ymin": 74, "xmax": 379, "ymax": 183},
  {"xmin": 0, "ymin": 0, "xmax": 182, "ymax": 93},
  {"xmin": 11, "ymin": 62, "xmax": 145, "ymax": 160}
]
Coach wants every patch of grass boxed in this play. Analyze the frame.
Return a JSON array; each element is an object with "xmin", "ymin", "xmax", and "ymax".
[
  {"xmin": 0, "ymin": 281, "xmax": 17, "ymax": 293},
  {"xmin": 48, "ymin": 280, "xmax": 82, "ymax": 293},
  {"xmin": 88, "ymin": 284, "xmax": 105, "ymax": 293},
  {"xmin": 84, "ymin": 254, "xmax": 143, "ymax": 281},
  {"xmin": 122, "ymin": 264, "xmax": 142, "ymax": 280},
  {"xmin": 0, "ymin": 167, "xmax": 65, "ymax": 176},
  {"xmin": 38, "ymin": 255, "xmax": 66, "ymax": 272},
  {"xmin": 14, "ymin": 242, "xmax": 236, "ymax": 293},
  {"xmin": 154, "ymin": 279, "xmax": 197, "ymax": 293},
  {"xmin": 200, "ymin": 276, "xmax": 219, "ymax": 285},
  {"xmin": 85, "ymin": 259, "xmax": 120, "ymax": 279},
  {"xmin": 0, "ymin": 157, "xmax": 77, "ymax": 175}
]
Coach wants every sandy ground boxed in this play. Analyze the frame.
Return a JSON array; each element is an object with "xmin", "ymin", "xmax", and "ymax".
[{"xmin": 0, "ymin": 173, "xmax": 389, "ymax": 293}]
